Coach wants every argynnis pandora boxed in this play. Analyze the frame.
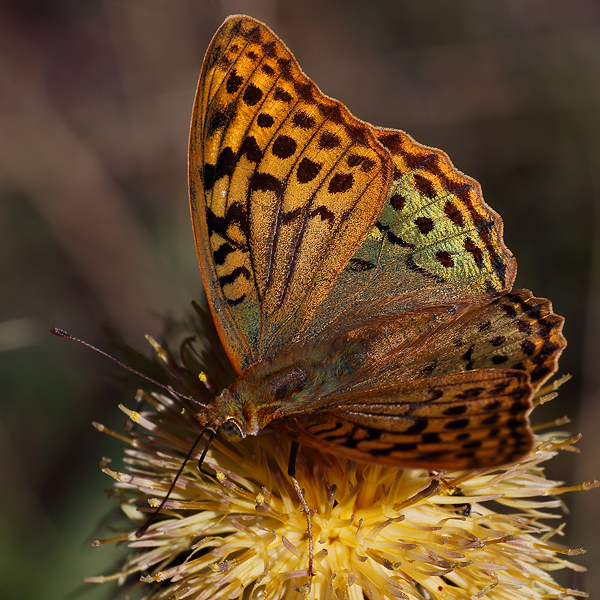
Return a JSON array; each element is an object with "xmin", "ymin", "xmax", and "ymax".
[{"xmin": 188, "ymin": 15, "xmax": 565, "ymax": 474}]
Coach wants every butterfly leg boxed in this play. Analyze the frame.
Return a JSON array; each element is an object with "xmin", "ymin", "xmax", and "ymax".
[
  {"xmin": 287, "ymin": 440, "xmax": 300, "ymax": 477},
  {"xmin": 288, "ymin": 441, "xmax": 315, "ymax": 577},
  {"xmin": 197, "ymin": 430, "xmax": 217, "ymax": 476},
  {"xmin": 136, "ymin": 426, "xmax": 210, "ymax": 537}
]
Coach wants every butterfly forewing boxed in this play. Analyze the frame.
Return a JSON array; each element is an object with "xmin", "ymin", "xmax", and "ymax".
[{"xmin": 190, "ymin": 15, "xmax": 392, "ymax": 372}]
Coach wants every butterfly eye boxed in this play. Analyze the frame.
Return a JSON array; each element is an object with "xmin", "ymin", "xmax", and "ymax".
[{"xmin": 218, "ymin": 419, "xmax": 244, "ymax": 442}]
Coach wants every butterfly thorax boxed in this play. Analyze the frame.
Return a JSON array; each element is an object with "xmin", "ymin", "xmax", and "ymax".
[{"xmin": 201, "ymin": 338, "xmax": 366, "ymax": 441}]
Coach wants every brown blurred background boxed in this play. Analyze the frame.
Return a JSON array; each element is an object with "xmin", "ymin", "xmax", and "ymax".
[{"xmin": 0, "ymin": 1, "xmax": 599, "ymax": 598}]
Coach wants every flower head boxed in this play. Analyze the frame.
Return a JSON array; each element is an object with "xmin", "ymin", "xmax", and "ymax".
[{"xmin": 86, "ymin": 314, "xmax": 596, "ymax": 600}]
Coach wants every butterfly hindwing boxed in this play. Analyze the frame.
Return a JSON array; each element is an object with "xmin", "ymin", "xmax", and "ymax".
[
  {"xmin": 271, "ymin": 290, "xmax": 565, "ymax": 469},
  {"xmin": 419, "ymin": 289, "xmax": 566, "ymax": 392},
  {"xmin": 273, "ymin": 369, "xmax": 533, "ymax": 470},
  {"xmin": 338, "ymin": 289, "xmax": 565, "ymax": 395}
]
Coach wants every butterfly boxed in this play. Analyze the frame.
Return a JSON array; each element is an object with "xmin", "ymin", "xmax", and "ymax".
[{"xmin": 188, "ymin": 14, "xmax": 566, "ymax": 475}]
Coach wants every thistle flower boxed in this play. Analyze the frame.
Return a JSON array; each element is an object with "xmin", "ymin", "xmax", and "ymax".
[{"xmin": 86, "ymin": 312, "xmax": 597, "ymax": 600}]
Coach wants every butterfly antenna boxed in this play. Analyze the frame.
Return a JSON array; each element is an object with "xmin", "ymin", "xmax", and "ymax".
[
  {"xmin": 50, "ymin": 327, "xmax": 205, "ymax": 406},
  {"xmin": 136, "ymin": 425, "xmax": 210, "ymax": 537}
]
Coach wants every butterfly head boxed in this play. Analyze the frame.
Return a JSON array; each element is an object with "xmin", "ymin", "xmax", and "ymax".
[
  {"xmin": 199, "ymin": 360, "xmax": 318, "ymax": 442},
  {"xmin": 196, "ymin": 385, "xmax": 259, "ymax": 443}
]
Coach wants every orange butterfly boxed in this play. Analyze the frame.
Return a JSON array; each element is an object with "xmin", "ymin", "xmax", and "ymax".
[{"xmin": 188, "ymin": 15, "xmax": 565, "ymax": 476}]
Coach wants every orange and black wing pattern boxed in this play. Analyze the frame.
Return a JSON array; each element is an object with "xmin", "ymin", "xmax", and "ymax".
[{"xmin": 189, "ymin": 15, "xmax": 391, "ymax": 372}]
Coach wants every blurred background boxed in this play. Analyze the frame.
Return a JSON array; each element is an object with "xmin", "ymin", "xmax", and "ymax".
[{"xmin": 0, "ymin": 0, "xmax": 599, "ymax": 598}]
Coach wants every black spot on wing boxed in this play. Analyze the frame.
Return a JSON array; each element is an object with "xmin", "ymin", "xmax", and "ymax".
[
  {"xmin": 226, "ymin": 294, "xmax": 246, "ymax": 306},
  {"xmin": 239, "ymin": 136, "xmax": 263, "ymax": 163},
  {"xmin": 478, "ymin": 320, "xmax": 491, "ymax": 332},
  {"xmin": 207, "ymin": 104, "xmax": 234, "ymax": 136},
  {"xmin": 277, "ymin": 57, "xmax": 293, "ymax": 80},
  {"xmin": 521, "ymin": 339, "xmax": 536, "ymax": 356},
  {"xmin": 219, "ymin": 265, "xmax": 251, "ymax": 287},
  {"xmin": 261, "ymin": 63, "xmax": 275, "ymax": 76},
  {"xmin": 249, "ymin": 172, "xmax": 284, "ymax": 198},
  {"xmin": 378, "ymin": 132, "xmax": 403, "ymax": 154},
  {"xmin": 376, "ymin": 221, "xmax": 415, "ymax": 249},
  {"xmin": 319, "ymin": 131, "xmax": 341, "ymax": 149},
  {"xmin": 282, "ymin": 206, "xmax": 304, "ymax": 225},
  {"xmin": 226, "ymin": 70, "xmax": 243, "ymax": 94},
  {"xmin": 273, "ymin": 87, "xmax": 292, "ymax": 103},
  {"xmin": 443, "ymin": 405, "xmax": 467, "ymax": 416},
  {"xmin": 435, "ymin": 251, "xmax": 454, "ymax": 267},
  {"xmin": 206, "ymin": 203, "xmax": 250, "ymax": 242},
  {"xmin": 348, "ymin": 258, "xmax": 375, "ymax": 272},
  {"xmin": 310, "ymin": 206, "xmax": 335, "ymax": 224},
  {"xmin": 213, "ymin": 242, "xmax": 235, "ymax": 265},
  {"xmin": 462, "ymin": 343, "xmax": 475, "ymax": 370},
  {"xmin": 328, "ymin": 173, "xmax": 354, "ymax": 194},
  {"xmin": 272, "ymin": 135, "xmax": 297, "ymax": 159},
  {"xmin": 501, "ymin": 304, "xmax": 517, "ymax": 319},
  {"xmin": 415, "ymin": 216, "xmax": 434, "ymax": 234},
  {"xmin": 444, "ymin": 201, "xmax": 464, "ymax": 226},
  {"xmin": 406, "ymin": 418, "xmax": 428, "ymax": 434},
  {"xmin": 243, "ymin": 84, "xmax": 263, "ymax": 106},
  {"xmin": 464, "ymin": 238, "xmax": 484, "ymax": 268},
  {"xmin": 317, "ymin": 103, "xmax": 343, "ymax": 122},
  {"xmin": 389, "ymin": 194, "xmax": 406, "ymax": 211},
  {"xmin": 257, "ymin": 113, "xmax": 274, "ymax": 128},
  {"xmin": 216, "ymin": 147, "xmax": 237, "ymax": 181},
  {"xmin": 517, "ymin": 320, "xmax": 533, "ymax": 334},
  {"xmin": 347, "ymin": 154, "xmax": 376, "ymax": 172},
  {"xmin": 413, "ymin": 174, "xmax": 436, "ymax": 199},
  {"xmin": 406, "ymin": 255, "xmax": 445, "ymax": 283},
  {"xmin": 292, "ymin": 111, "xmax": 315, "ymax": 129},
  {"xmin": 297, "ymin": 158, "xmax": 322, "ymax": 183},
  {"xmin": 293, "ymin": 80, "xmax": 315, "ymax": 101},
  {"xmin": 203, "ymin": 164, "xmax": 216, "ymax": 191}
]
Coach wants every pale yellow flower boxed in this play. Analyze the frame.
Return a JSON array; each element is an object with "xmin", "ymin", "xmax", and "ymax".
[{"xmin": 87, "ymin": 345, "xmax": 597, "ymax": 600}]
